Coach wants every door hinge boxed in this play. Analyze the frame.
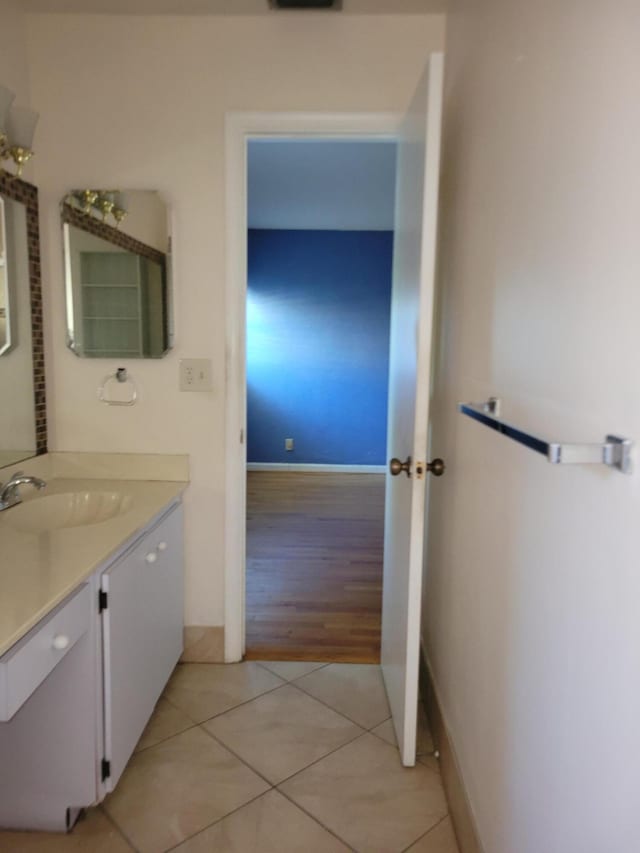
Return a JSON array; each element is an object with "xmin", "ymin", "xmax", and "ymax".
[
  {"xmin": 240, "ymin": 428, "xmax": 244, "ymax": 444},
  {"xmin": 101, "ymin": 758, "xmax": 111, "ymax": 781},
  {"xmin": 98, "ymin": 590, "xmax": 108, "ymax": 612}
]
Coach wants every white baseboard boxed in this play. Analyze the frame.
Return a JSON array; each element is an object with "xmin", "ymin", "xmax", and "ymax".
[{"xmin": 246, "ymin": 463, "xmax": 386, "ymax": 474}]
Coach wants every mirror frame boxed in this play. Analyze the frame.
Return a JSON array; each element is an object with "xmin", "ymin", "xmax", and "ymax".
[
  {"xmin": 61, "ymin": 200, "xmax": 170, "ymax": 359},
  {"xmin": 0, "ymin": 172, "xmax": 47, "ymax": 457}
]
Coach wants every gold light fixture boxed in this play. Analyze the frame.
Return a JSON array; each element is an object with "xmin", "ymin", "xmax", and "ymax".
[
  {"xmin": 0, "ymin": 85, "xmax": 39, "ymax": 178},
  {"xmin": 68, "ymin": 189, "xmax": 128, "ymax": 228},
  {"xmin": 96, "ymin": 191, "xmax": 116, "ymax": 221},
  {"xmin": 79, "ymin": 189, "xmax": 99, "ymax": 213}
]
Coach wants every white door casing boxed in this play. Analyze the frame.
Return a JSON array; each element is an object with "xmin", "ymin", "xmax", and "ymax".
[
  {"xmin": 224, "ymin": 111, "xmax": 401, "ymax": 663},
  {"xmin": 381, "ymin": 53, "xmax": 445, "ymax": 767}
]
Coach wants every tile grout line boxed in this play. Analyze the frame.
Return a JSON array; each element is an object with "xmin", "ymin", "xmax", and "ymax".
[
  {"xmin": 161, "ymin": 789, "xmax": 277, "ymax": 853},
  {"xmin": 275, "ymin": 786, "xmax": 359, "ymax": 852},
  {"xmin": 398, "ymin": 813, "xmax": 452, "ymax": 853},
  {"xmin": 287, "ymin": 678, "xmax": 391, "ymax": 731},
  {"xmin": 254, "ymin": 660, "xmax": 331, "ymax": 679},
  {"xmin": 164, "ymin": 671, "xmax": 289, "ymax": 725},
  {"xmin": 99, "ymin": 803, "xmax": 142, "ymax": 853},
  {"xmin": 197, "ymin": 722, "xmax": 280, "ymax": 789},
  {"xmin": 198, "ymin": 711, "xmax": 374, "ymax": 792},
  {"xmin": 133, "ymin": 719, "xmax": 198, "ymax": 755},
  {"xmin": 137, "ymin": 666, "xmax": 388, "ymax": 758},
  {"xmin": 274, "ymin": 728, "xmax": 371, "ymax": 787}
]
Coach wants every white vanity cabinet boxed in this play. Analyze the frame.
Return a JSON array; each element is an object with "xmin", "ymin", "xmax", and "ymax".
[
  {"xmin": 0, "ymin": 498, "xmax": 184, "ymax": 831},
  {"xmin": 0, "ymin": 585, "xmax": 98, "ymax": 831},
  {"xmin": 101, "ymin": 503, "xmax": 183, "ymax": 790}
]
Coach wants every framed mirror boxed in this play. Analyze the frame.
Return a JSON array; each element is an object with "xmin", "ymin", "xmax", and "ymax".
[
  {"xmin": 61, "ymin": 190, "xmax": 172, "ymax": 359},
  {"xmin": 0, "ymin": 172, "xmax": 46, "ymax": 467}
]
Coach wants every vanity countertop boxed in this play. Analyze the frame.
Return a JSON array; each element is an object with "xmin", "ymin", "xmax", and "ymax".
[{"xmin": 0, "ymin": 477, "xmax": 187, "ymax": 657}]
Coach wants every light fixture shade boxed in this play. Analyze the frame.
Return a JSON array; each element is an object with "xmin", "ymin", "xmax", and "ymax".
[
  {"xmin": 0, "ymin": 85, "xmax": 16, "ymax": 134},
  {"xmin": 6, "ymin": 104, "xmax": 39, "ymax": 149}
]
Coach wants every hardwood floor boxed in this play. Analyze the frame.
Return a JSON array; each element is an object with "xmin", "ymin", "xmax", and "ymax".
[{"xmin": 245, "ymin": 471, "xmax": 385, "ymax": 664}]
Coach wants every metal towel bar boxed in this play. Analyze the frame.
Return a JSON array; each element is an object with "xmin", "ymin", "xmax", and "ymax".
[{"xmin": 458, "ymin": 399, "xmax": 633, "ymax": 475}]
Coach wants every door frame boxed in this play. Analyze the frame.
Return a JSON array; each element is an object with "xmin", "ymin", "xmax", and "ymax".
[{"xmin": 224, "ymin": 111, "xmax": 402, "ymax": 662}]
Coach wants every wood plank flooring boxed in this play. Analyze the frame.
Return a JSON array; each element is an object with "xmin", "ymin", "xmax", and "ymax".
[{"xmin": 245, "ymin": 471, "xmax": 385, "ymax": 664}]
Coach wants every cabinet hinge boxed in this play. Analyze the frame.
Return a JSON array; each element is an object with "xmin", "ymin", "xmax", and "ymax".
[
  {"xmin": 98, "ymin": 590, "xmax": 108, "ymax": 612},
  {"xmin": 101, "ymin": 758, "xmax": 111, "ymax": 781}
]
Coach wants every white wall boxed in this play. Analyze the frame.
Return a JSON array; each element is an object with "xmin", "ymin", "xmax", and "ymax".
[
  {"xmin": 25, "ymin": 12, "xmax": 445, "ymax": 629},
  {"xmin": 0, "ymin": 0, "xmax": 30, "ymax": 106},
  {"xmin": 425, "ymin": 2, "xmax": 640, "ymax": 851}
]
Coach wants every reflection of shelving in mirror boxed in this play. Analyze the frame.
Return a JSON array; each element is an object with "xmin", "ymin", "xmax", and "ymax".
[{"xmin": 81, "ymin": 252, "xmax": 144, "ymax": 357}]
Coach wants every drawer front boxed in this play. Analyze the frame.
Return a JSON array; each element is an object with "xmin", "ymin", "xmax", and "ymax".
[{"xmin": 0, "ymin": 584, "xmax": 91, "ymax": 722}]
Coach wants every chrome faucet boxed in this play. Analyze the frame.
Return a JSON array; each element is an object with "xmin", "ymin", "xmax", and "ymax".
[{"xmin": 0, "ymin": 471, "xmax": 47, "ymax": 511}]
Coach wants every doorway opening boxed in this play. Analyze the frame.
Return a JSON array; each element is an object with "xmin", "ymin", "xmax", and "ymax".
[{"xmin": 243, "ymin": 137, "xmax": 397, "ymax": 663}]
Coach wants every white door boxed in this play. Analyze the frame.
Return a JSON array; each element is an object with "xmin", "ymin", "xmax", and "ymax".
[{"xmin": 381, "ymin": 52, "xmax": 445, "ymax": 767}]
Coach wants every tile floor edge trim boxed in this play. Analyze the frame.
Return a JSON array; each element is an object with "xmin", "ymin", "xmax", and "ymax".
[
  {"xmin": 181, "ymin": 626, "xmax": 225, "ymax": 662},
  {"xmin": 420, "ymin": 648, "xmax": 485, "ymax": 853}
]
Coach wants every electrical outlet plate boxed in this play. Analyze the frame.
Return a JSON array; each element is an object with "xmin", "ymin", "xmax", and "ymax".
[
  {"xmin": 179, "ymin": 358, "xmax": 213, "ymax": 392},
  {"xmin": 285, "ymin": 438, "xmax": 294, "ymax": 451}
]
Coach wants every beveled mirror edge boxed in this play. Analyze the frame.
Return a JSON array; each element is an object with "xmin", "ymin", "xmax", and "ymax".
[{"xmin": 0, "ymin": 172, "xmax": 46, "ymax": 457}]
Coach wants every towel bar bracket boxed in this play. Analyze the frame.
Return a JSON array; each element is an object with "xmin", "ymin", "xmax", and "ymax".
[{"xmin": 548, "ymin": 435, "xmax": 633, "ymax": 474}]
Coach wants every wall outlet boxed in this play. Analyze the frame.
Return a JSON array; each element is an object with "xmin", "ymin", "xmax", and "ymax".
[
  {"xmin": 285, "ymin": 438, "xmax": 294, "ymax": 451},
  {"xmin": 179, "ymin": 359, "xmax": 213, "ymax": 392}
]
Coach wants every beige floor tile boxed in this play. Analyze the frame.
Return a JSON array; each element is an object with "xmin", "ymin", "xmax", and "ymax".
[
  {"xmin": 163, "ymin": 662, "xmax": 284, "ymax": 723},
  {"xmin": 371, "ymin": 703, "xmax": 435, "ymax": 757},
  {"xmin": 279, "ymin": 733, "xmax": 447, "ymax": 853},
  {"xmin": 173, "ymin": 789, "xmax": 349, "ymax": 852},
  {"xmin": 203, "ymin": 684, "xmax": 363, "ymax": 784},
  {"xmin": 406, "ymin": 817, "xmax": 460, "ymax": 852},
  {"xmin": 370, "ymin": 717, "xmax": 396, "ymax": 746},
  {"xmin": 257, "ymin": 660, "xmax": 328, "ymax": 681},
  {"xmin": 103, "ymin": 727, "xmax": 270, "ymax": 853},
  {"xmin": 418, "ymin": 752, "xmax": 441, "ymax": 773},
  {"xmin": 294, "ymin": 663, "xmax": 390, "ymax": 729},
  {"xmin": 135, "ymin": 697, "xmax": 194, "ymax": 752},
  {"xmin": 0, "ymin": 808, "xmax": 133, "ymax": 853}
]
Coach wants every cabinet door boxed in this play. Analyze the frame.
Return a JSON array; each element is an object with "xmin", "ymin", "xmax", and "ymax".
[{"xmin": 101, "ymin": 504, "xmax": 184, "ymax": 790}]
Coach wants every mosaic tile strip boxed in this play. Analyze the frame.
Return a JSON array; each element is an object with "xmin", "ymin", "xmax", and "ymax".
[
  {"xmin": 0, "ymin": 173, "xmax": 47, "ymax": 456},
  {"xmin": 61, "ymin": 202, "xmax": 166, "ymax": 266}
]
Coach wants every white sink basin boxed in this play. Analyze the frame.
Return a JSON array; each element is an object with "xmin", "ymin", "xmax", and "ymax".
[{"xmin": 3, "ymin": 491, "xmax": 133, "ymax": 533}]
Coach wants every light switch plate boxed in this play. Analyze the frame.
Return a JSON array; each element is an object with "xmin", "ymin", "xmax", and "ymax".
[{"xmin": 179, "ymin": 359, "xmax": 213, "ymax": 392}]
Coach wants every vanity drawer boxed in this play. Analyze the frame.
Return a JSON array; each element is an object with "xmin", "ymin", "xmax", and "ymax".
[{"xmin": 0, "ymin": 584, "xmax": 91, "ymax": 722}]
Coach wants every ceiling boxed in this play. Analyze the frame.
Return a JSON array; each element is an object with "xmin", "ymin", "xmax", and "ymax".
[
  {"xmin": 248, "ymin": 139, "xmax": 397, "ymax": 231},
  {"xmin": 24, "ymin": 0, "xmax": 446, "ymax": 14}
]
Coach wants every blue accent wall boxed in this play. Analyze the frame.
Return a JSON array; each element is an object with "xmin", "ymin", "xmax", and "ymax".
[{"xmin": 247, "ymin": 229, "xmax": 393, "ymax": 465}]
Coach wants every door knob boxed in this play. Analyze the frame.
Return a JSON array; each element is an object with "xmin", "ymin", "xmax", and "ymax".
[
  {"xmin": 389, "ymin": 456, "xmax": 412, "ymax": 477},
  {"xmin": 389, "ymin": 456, "xmax": 446, "ymax": 477},
  {"xmin": 426, "ymin": 458, "xmax": 446, "ymax": 476}
]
